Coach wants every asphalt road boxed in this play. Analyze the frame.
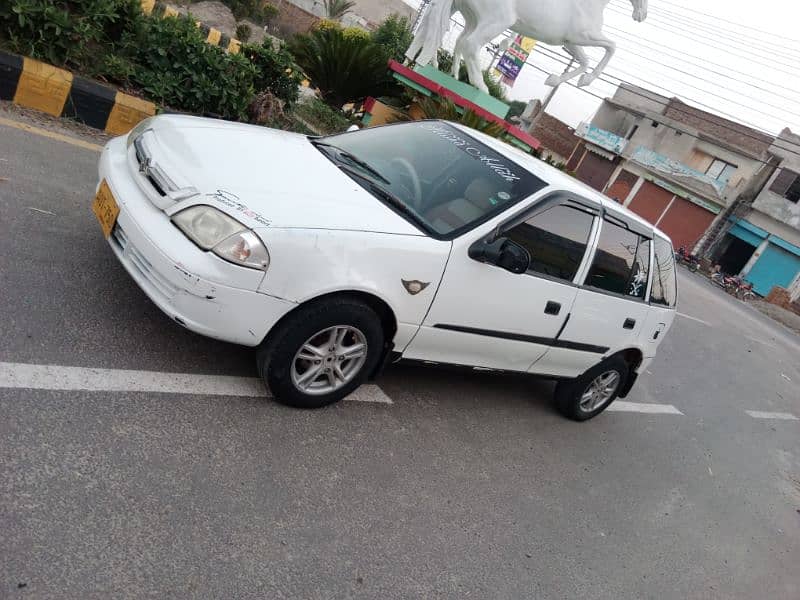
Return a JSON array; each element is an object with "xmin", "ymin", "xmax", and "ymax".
[{"xmin": 1, "ymin": 112, "xmax": 799, "ymax": 599}]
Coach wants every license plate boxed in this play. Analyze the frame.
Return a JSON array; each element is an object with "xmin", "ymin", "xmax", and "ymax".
[{"xmin": 92, "ymin": 179, "xmax": 120, "ymax": 239}]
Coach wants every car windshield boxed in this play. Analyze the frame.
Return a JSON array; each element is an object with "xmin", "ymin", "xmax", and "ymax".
[{"xmin": 313, "ymin": 121, "xmax": 547, "ymax": 238}]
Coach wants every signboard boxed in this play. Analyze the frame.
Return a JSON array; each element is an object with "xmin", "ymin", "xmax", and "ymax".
[{"xmin": 495, "ymin": 35, "xmax": 536, "ymax": 86}]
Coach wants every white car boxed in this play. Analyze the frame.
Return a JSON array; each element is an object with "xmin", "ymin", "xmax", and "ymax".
[{"xmin": 94, "ymin": 116, "xmax": 677, "ymax": 420}]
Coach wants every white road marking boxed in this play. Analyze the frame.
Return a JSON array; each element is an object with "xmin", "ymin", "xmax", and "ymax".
[
  {"xmin": 677, "ymin": 312, "xmax": 712, "ymax": 326},
  {"xmin": 607, "ymin": 401, "xmax": 684, "ymax": 415},
  {"xmin": 0, "ymin": 362, "xmax": 393, "ymax": 404},
  {"xmin": 745, "ymin": 410, "xmax": 798, "ymax": 421}
]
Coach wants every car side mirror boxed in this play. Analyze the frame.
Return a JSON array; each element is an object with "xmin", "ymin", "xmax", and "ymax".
[{"xmin": 469, "ymin": 237, "xmax": 530, "ymax": 274}]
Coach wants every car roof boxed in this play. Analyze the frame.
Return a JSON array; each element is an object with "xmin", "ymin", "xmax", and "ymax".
[{"xmin": 449, "ymin": 122, "xmax": 674, "ymax": 245}]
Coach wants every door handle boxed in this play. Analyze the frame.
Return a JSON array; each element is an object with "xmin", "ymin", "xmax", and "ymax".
[
  {"xmin": 544, "ymin": 301, "xmax": 561, "ymax": 315},
  {"xmin": 623, "ymin": 318, "xmax": 636, "ymax": 329}
]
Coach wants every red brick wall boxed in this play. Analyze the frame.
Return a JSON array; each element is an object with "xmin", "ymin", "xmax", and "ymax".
[{"xmin": 605, "ymin": 169, "xmax": 637, "ymax": 204}]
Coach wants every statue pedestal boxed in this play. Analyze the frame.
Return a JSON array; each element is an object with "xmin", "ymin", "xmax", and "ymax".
[
  {"xmin": 362, "ymin": 60, "xmax": 540, "ymax": 153},
  {"xmin": 403, "ymin": 64, "xmax": 510, "ymax": 120}
]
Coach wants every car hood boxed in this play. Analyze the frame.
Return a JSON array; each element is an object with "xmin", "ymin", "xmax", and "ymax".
[{"xmin": 145, "ymin": 115, "xmax": 422, "ymax": 235}]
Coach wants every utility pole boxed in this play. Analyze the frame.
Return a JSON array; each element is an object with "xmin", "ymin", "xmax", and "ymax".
[{"xmin": 412, "ymin": 0, "xmax": 431, "ymax": 34}]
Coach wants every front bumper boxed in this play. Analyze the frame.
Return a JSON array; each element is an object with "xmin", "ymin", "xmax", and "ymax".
[{"xmin": 98, "ymin": 137, "xmax": 295, "ymax": 346}]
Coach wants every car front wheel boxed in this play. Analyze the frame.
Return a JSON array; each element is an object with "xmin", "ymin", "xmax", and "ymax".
[
  {"xmin": 554, "ymin": 356, "xmax": 629, "ymax": 421},
  {"xmin": 257, "ymin": 298, "xmax": 384, "ymax": 409}
]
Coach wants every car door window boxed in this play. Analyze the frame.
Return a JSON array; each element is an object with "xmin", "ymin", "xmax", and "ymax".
[
  {"xmin": 505, "ymin": 204, "xmax": 595, "ymax": 281},
  {"xmin": 585, "ymin": 219, "xmax": 651, "ymax": 299},
  {"xmin": 650, "ymin": 235, "xmax": 677, "ymax": 307}
]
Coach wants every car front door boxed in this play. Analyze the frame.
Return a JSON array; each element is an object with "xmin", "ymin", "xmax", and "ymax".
[{"xmin": 403, "ymin": 195, "xmax": 600, "ymax": 371}]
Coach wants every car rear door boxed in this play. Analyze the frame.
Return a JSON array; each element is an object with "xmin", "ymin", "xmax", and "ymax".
[
  {"xmin": 531, "ymin": 211, "xmax": 654, "ymax": 377},
  {"xmin": 403, "ymin": 194, "xmax": 600, "ymax": 371}
]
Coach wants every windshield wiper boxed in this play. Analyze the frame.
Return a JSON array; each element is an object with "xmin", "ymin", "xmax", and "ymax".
[{"xmin": 312, "ymin": 142, "xmax": 391, "ymax": 185}]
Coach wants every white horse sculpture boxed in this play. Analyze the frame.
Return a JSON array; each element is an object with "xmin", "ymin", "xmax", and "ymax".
[{"xmin": 406, "ymin": 0, "xmax": 648, "ymax": 93}]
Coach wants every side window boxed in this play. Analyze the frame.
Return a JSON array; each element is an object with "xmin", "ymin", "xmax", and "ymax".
[
  {"xmin": 505, "ymin": 204, "xmax": 595, "ymax": 281},
  {"xmin": 650, "ymin": 236, "xmax": 677, "ymax": 307},
  {"xmin": 585, "ymin": 219, "xmax": 651, "ymax": 299}
]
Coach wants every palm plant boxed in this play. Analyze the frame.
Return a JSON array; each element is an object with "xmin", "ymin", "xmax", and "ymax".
[
  {"xmin": 414, "ymin": 97, "xmax": 507, "ymax": 138},
  {"xmin": 323, "ymin": 0, "xmax": 356, "ymax": 20},
  {"xmin": 289, "ymin": 26, "xmax": 397, "ymax": 109}
]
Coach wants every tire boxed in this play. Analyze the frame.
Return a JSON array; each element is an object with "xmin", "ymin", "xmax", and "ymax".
[
  {"xmin": 554, "ymin": 356, "xmax": 629, "ymax": 421},
  {"xmin": 256, "ymin": 298, "xmax": 384, "ymax": 409},
  {"xmin": 689, "ymin": 263, "xmax": 699, "ymax": 272}
]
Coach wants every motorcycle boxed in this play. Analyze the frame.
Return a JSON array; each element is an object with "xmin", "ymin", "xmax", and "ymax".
[
  {"xmin": 711, "ymin": 271, "xmax": 756, "ymax": 301},
  {"xmin": 676, "ymin": 246, "xmax": 700, "ymax": 272}
]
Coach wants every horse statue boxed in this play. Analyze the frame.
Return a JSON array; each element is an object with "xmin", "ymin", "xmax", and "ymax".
[{"xmin": 406, "ymin": 0, "xmax": 648, "ymax": 94}]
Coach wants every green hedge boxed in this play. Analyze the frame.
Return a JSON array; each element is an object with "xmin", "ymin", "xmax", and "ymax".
[{"xmin": 0, "ymin": 0, "xmax": 301, "ymax": 120}]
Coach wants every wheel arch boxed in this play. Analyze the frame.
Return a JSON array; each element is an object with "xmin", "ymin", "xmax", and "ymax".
[
  {"xmin": 260, "ymin": 289, "xmax": 399, "ymax": 347},
  {"xmin": 607, "ymin": 347, "xmax": 644, "ymax": 398}
]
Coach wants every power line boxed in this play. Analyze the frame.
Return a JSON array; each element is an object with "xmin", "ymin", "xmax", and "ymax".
[
  {"xmin": 533, "ymin": 44, "xmax": 800, "ymax": 123},
  {"xmin": 608, "ymin": 0, "xmax": 800, "ymax": 58},
  {"xmin": 599, "ymin": 25, "xmax": 800, "ymax": 103},
  {"xmin": 654, "ymin": 0, "xmax": 800, "ymax": 44},
  {"xmin": 604, "ymin": 6, "xmax": 800, "ymax": 76}
]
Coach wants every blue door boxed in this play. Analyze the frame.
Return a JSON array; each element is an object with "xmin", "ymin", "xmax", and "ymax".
[{"xmin": 746, "ymin": 243, "xmax": 800, "ymax": 296}]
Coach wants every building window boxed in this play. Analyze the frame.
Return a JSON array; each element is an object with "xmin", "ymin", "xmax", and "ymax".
[
  {"xmin": 769, "ymin": 168, "xmax": 800, "ymax": 203},
  {"xmin": 706, "ymin": 158, "xmax": 737, "ymax": 182},
  {"xmin": 786, "ymin": 176, "xmax": 800, "ymax": 203}
]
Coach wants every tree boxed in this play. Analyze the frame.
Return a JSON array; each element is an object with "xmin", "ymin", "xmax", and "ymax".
[
  {"xmin": 371, "ymin": 14, "xmax": 413, "ymax": 62},
  {"xmin": 289, "ymin": 26, "xmax": 398, "ymax": 109},
  {"xmin": 323, "ymin": 0, "xmax": 355, "ymax": 20},
  {"xmin": 506, "ymin": 100, "xmax": 527, "ymax": 120}
]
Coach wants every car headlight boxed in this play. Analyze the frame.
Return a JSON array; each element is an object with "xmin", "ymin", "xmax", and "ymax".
[
  {"xmin": 126, "ymin": 116, "xmax": 155, "ymax": 148},
  {"xmin": 172, "ymin": 206, "xmax": 270, "ymax": 270}
]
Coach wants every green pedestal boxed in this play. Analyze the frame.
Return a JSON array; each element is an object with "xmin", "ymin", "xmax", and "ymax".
[{"xmin": 409, "ymin": 64, "xmax": 510, "ymax": 120}]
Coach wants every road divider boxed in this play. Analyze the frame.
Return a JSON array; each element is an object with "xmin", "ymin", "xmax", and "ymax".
[
  {"xmin": 606, "ymin": 401, "xmax": 684, "ymax": 415},
  {"xmin": 745, "ymin": 410, "xmax": 798, "ymax": 421},
  {"xmin": 0, "ymin": 362, "xmax": 393, "ymax": 404}
]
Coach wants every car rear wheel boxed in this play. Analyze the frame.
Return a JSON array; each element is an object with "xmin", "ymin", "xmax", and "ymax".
[
  {"xmin": 554, "ymin": 356, "xmax": 629, "ymax": 421},
  {"xmin": 257, "ymin": 298, "xmax": 384, "ymax": 409}
]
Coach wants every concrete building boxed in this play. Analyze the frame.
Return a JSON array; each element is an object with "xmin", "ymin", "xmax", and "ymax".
[
  {"xmin": 566, "ymin": 84, "xmax": 773, "ymax": 251},
  {"xmin": 713, "ymin": 129, "xmax": 800, "ymax": 296}
]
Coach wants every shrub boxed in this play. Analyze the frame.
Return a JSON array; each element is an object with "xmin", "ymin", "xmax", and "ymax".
[
  {"xmin": 220, "ymin": 0, "xmax": 278, "ymax": 24},
  {"xmin": 0, "ymin": 0, "xmax": 142, "ymax": 68},
  {"xmin": 242, "ymin": 40, "xmax": 302, "ymax": 107},
  {"xmin": 289, "ymin": 26, "xmax": 398, "ymax": 109},
  {"xmin": 121, "ymin": 14, "xmax": 256, "ymax": 119},
  {"xmin": 293, "ymin": 97, "xmax": 351, "ymax": 134},
  {"xmin": 235, "ymin": 22, "xmax": 252, "ymax": 42},
  {"xmin": 371, "ymin": 14, "xmax": 412, "ymax": 63}
]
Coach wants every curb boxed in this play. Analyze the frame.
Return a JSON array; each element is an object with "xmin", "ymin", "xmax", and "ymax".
[{"xmin": 0, "ymin": 50, "xmax": 156, "ymax": 135}]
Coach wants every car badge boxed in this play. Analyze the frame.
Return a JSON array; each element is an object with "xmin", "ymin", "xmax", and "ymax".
[
  {"xmin": 402, "ymin": 279, "xmax": 430, "ymax": 295},
  {"xmin": 139, "ymin": 157, "xmax": 152, "ymax": 177}
]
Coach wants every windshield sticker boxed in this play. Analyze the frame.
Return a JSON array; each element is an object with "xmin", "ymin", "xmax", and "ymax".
[
  {"xmin": 211, "ymin": 190, "xmax": 271, "ymax": 226},
  {"xmin": 420, "ymin": 123, "xmax": 522, "ymax": 183}
]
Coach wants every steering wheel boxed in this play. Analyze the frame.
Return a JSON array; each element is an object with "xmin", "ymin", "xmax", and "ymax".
[{"xmin": 389, "ymin": 157, "xmax": 422, "ymax": 209}]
